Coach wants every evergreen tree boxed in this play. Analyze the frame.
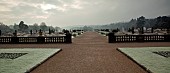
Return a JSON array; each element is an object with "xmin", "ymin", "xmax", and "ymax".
[{"xmin": 19, "ymin": 21, "xmax": 28, "ymax": 32}]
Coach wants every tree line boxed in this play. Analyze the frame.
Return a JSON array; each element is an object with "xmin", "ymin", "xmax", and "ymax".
[
  {"xmin": 92, "ymin": 16, "xmax": 170, "ymax": 31},
  {"xmin": 0, "ymin": 21, "xmax": 61, "ymax": 35}
]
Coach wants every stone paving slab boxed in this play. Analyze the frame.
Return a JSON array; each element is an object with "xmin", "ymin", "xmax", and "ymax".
[
  {"xmin": 118, "ymin": 47, "xmax": 170, "ymax": 73},
  {"xmin": 0, "ymin": 48, "xmax": 61, "ymax": 73}
]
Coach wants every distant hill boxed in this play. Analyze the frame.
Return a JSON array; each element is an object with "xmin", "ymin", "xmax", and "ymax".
[{"xmin": 61, "ymin": 15, "xmax": 170, "ymax": 31}]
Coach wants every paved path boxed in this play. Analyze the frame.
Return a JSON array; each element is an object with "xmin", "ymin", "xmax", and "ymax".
[{"xmin": 1, "ymin": 32, "xmax": 170, "ymax": 73}]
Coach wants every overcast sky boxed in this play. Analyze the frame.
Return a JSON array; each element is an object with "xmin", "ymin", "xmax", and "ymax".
[{"xmin": 0, "ymin": 0, "xmax": 170, "ymax": 27}]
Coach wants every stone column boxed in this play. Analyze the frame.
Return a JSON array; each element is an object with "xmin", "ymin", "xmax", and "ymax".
[
  {"xmin": 65, "ymin": 32, "xmax": 72, "ymax": 43},
  {"xmin": 108, "ymin": 32, "xmax": 115, "ymax": 43},
  {"xmin": 12, "ymin": 30, "xmax": 18, "ymax": 43}
]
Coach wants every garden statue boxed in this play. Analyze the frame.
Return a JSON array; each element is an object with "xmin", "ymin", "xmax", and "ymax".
[
  {"xmin": 30, "ymin": 30, "xmax": 32, "ymax": 35},
  {"xmin": 0, "ymin": 30, "xmax": 1, "ymax": 36},
  {"xmin": 13, "ymin": 30, "xmax": 17, "ymax": 37},
  {"xmin": 39, "ymin": 29, "xmax": 42, "ymax": 36}
]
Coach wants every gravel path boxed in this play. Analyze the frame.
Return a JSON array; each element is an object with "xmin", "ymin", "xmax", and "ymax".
[{"xmin": 0, "ymin": 31, "xmax": 170, "ymax": 73}]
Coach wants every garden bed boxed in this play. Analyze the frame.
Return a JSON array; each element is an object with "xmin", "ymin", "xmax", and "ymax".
[
  {"xmin": 118, "ymin": 47, "xmax": 170, "ymax": 73},
  {"xmin": 0, "ymin": 48, "xmax": 61, "ymax": 73}
]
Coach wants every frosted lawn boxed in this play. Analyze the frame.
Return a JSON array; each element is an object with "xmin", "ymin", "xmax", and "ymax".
[
  {"xmin": 118, "ymin": 47, "xmax": 170, "ymax": 73},
  {"xmin": 0, "ymin": 48, "xmax": 61, "ymax": 73}
]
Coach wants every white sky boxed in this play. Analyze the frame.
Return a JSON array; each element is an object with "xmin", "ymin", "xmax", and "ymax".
[{"xmin": 0, "ymin": 0, "xmax": 170, "ymax": 27}]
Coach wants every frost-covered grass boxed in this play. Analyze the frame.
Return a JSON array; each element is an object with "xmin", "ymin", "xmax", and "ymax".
[
  {"xmin": 118, "ymin": 47, "xmax": 170, "ymax": 73},
  {"xmin": 71, "ymin": 32, "xmax": 83, "ymax": 38},
  {"xmin": 98, "ymin": 31, "xmax": 109, "ymax": 36},
  {"xmin": 0, "ymin": 48, "xmax": 61, "ymax": 73}
]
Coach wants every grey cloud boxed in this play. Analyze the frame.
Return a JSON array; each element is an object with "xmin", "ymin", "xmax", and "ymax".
[
  {"xmin": 11, "ymin": 4, "xmax": 38, "ymax": 15},
  {"xmin": 0, "ymin": 0, "xmax": 170, "ymax": 27}
]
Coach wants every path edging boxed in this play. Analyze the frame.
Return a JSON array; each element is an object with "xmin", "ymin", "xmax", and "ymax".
[{"xmin": 116, "ymin": 48, "xmax": 152, "ymax": 73}]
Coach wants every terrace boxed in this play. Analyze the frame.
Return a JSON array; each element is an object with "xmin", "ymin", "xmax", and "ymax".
[{"xmin": 0, "ymin": 31, "xmax": 170, "ymax": 73}]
